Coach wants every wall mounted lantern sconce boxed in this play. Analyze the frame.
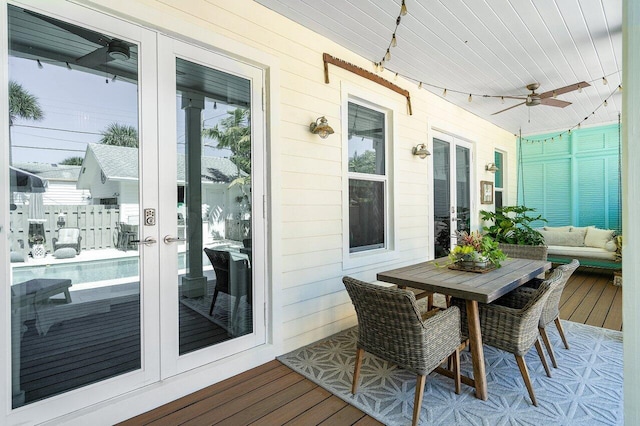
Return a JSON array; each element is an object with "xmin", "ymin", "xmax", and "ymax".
[
  {"xmin": 309, "ymin": 116, "xmax": 334, "ymax": 139},
  {"xmin": 485, "ymin": 163, "xmax": 499, "ymax": 173},
  {"xmin": 412, "ymin": 144, "xmax": 431, "ymax": 159}
]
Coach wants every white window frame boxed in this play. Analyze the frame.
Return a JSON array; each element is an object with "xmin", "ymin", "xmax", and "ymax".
[
  {"xmin": 342, "ymin": 88, "xmax": 398, "ymax": 269},
  {"xmin": 494, "ymin": 149, "xmax": 506, "ymax": 207}
]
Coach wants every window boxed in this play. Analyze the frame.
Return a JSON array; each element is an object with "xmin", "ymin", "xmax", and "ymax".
[
  {"xmin": 347, "ymin": 101, "xmax": 387, "ymax": 253},
  {"xmin": 494, "ymin": 151, "xmax": 504, "ymax": 209}
]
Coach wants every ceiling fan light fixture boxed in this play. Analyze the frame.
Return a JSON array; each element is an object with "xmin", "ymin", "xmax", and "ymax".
[{"xmin": 108, "ymin": 41, "xmax": 130, "ymax": 61}]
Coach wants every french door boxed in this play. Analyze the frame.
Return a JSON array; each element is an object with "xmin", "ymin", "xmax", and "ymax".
[
  {"xmin": 157, "ymin": 35, "xmax": 266, "ymax": 376},
  {"xmin": 3, "ymin": 2, "xmax": 265, "ymax": 423},
  {"xmin": 432, "ymin": 132, "xmax": 472, "ymax": 257}
]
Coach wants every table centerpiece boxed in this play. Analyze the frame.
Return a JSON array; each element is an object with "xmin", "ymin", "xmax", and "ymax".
[{"xmin": 448, "ymin": 231, "xmax": 506, "ymax": 272}]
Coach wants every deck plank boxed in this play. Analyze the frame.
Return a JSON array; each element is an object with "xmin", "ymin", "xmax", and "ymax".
[
  {"xmin": 249, "ymin": 386, "xmax": 333, "ymax": 425},
  {"xmin": 603, "ymin": 285, "xmax": 623, "ymax": 331}
]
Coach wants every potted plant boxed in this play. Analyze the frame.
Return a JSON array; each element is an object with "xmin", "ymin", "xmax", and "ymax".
[
  {"xmin": 448, "ymin": 231, "xmax": 506, "ymax": 269},
  {"xmin": 480, "ymin": 205, "xmax": 548, "ymax": 260}
]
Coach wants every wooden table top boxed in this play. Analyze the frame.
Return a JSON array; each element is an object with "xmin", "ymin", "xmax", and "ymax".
[{"xmin": 377, "ymin": 257, "xmax": 551, "ymax": 304}]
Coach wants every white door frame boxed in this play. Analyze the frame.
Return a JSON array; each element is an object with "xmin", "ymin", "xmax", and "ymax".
[
  {"xmin": 0, "ymin": 1, "xmax": 161, "ymax": 424},
  {"xmin": 157, "ymin": 35, "xmax": 267, "ymax": 378},
  {"xmin": 431, "ymin": 130, "xmax": 475, "ymax": 253}
]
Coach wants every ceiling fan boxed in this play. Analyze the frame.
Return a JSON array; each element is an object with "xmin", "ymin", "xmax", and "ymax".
[
  {"xmin": 25, "ymin": 10, "xmax": 132, "ymax": 68},
  {"xmin": 491, "ymin": 81, "xmax": 590, "ymax": 115}
]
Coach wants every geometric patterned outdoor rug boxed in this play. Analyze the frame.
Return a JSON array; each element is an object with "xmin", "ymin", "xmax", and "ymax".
[{"xmin": 277, "ymin": 321, "xmax": 623, "ymax": 425}]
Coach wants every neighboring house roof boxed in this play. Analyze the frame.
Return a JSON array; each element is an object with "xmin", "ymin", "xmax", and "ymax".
[
  {"xmin": 78, "ymin": 143, "xmax": 245, "ymax": 187},
  {"xmin": 12, "ymin": 162, "xmax": 82, "ymax": 181}
]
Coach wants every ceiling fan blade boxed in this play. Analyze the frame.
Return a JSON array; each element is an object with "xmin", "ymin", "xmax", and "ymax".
[
  {"xmin": 501, "ymin": 96, "xmax": 527, "ymax": 100},
  {"xmin": 75, "ymin": 46, "xmax": 112, "ymax": 67},
  {"xmin": 24, "ymin": 10, "xmax": 110, "ymax": 46},
  {"xmin": 491, "ymin": 101, "xmax": 525, "ymax": 115},
  {"xmin": 540, "ymin": 98, "xmax": 572, "ymax": 108},
  {"xmin": 539, "ymin": 81, "xmax": 590, "ymax": 99}
]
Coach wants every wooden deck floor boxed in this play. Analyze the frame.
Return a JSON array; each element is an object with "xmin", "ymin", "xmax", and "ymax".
[{"xmin": 121, "ymin": 269, "xmax": 620, "ymax": 426}]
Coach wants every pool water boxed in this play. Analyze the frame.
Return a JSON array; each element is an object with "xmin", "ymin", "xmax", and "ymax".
[{"xmin": 12, "ymin": 252, "xmax": 193, "ymax": 285}]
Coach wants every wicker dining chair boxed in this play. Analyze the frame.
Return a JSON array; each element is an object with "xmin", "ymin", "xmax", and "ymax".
[
  {"xmin": 342, "ymin": 277, "xmax": 462, "ymax": 426},
  {"xmin": 451, "ymin": 268, "xmax": 564, "ymax": 406},
  {"xmin": 496, "ymin": 259, "xmax": 580, "ymax": 368}
]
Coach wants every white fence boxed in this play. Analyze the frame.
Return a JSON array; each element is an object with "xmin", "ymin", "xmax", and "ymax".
[{"xmin": 10, "ymin": 205, "xmax": 120, "ymax": 253}]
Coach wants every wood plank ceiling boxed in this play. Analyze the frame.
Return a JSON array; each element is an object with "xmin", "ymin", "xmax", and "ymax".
[{"xmin": 255, "ymin": 0, "xmax": 622, "ymax": 136}]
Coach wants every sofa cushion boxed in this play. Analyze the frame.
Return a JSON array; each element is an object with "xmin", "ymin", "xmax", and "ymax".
[
  {"xmin": 584, "ymin": 228, "xmax": 615, "ymax": 249},
  {"xmin": 547, "ymin": 245, "xmax": 617, "ymax": 261},
  {"xmin": 539, "ymin": 229, "xmax": 584, "ymax": 247}
]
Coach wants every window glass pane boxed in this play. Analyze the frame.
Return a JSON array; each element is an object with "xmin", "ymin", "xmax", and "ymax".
[
  {"xmin": 349, "ymin": 179, "xmax": 384, "ymax": 252},
  {"xmin": 175, "ymin": 58, "xmax": 253, "ymax": 355},
  {"xmin": 348, "ymin": 103, "xmax": 385, "ymax": 175},
  {"xmin": 494, "ymin": 151, "xmax": 503, "ymax": 189}
]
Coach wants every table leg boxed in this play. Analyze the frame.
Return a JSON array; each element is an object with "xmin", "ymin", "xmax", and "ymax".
[{"xmin": 466, "ymin": 300, "xmax": 487, "ymax": 400}]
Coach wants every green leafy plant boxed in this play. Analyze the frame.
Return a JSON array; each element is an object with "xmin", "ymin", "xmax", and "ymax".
[
  {"xmin": 480, "ymin": 205, "xmax": 547, "ymax": 246},
  {"xmin": 446, "ymin": 231, "xmax": 506, "ymax": 267}
]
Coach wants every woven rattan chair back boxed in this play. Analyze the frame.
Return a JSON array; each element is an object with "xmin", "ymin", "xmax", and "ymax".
[
  {"xmin": 343, "ymin": 276, "xmax": 462, "ymax": 425},
  {"xmin": 498, "ymin": 243, "xmax": 548, "ymax": 261},
  {"xmin": 540, "ymin": 259, "xmax": 579, "ymax": 327},
  {"xmin": 343, "ymin": 277, "xmax": 461, "ymax": 375}
]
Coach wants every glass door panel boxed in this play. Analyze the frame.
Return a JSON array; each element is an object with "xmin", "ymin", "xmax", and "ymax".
[
  {"xmin": 432, "ymin": 134, "xmax": 472, "ymax": 257},
  {"xmin": 6, "ymin": 4, "xmax": 158, "ymax": 414},
  {"xmin": 433, "ymin": 140, "xmax": 451, "ymax": 258},
  {"xmin": 175, "ymin": 58, "xmax": 253, "ymax": 355},
  {"xmin": 456, "ymin": 145, "xmax": 471, "ymax": 236},
  {"xmin": 157, "ymin": 36, "xmax": 265, "ymax": 375}
]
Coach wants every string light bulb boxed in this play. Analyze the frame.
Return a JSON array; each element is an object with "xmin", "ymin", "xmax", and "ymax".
[
  {"xmin": 400, "ymin": 0, "xmax": 407, "ymax": 16},
  {"xmin": 578, "ymin": 84, "xmax": 582, "ymax": 93},
  {"xmin": 618, "ymin": 84, "xmax": 622, "ymax": 92},
  {"xmin": 66, "ymin": 62, "xmax": 72, "ymax": 71},
  {"xmin": 501, "ymin": 96, "xmax": 504, "ymax": 104},
  {"xmin": 552, "ymin": 90, "xmax": 557, "ymax": 98},
  {"xmin": 37, "ymin": 59, "xmax": 43, "ymax": 69},
  {"xmin": 418, "ymin": 82, "xmax": 423, "ymax": 89},
  {"xmin": 468, "ymin": 93, "xmax": 472, "ymax": 102},
  {"xmin": 602, "ymin": 76, "xmax": 608, "ymax": 85},
  {"xmin": 385, "ymin": 49, "xmax": 391, "ymax": 62},
  {"xmin": 391, "ymin": 33, "xmax": 397, "ymax": 47},
  {"xmin": 442, "ymin": 88, "xmax": 447, "ymax": 97},
  {"xmin": 394, "ymin": 72, "xmax": 398, "ymax": 81},
  {"xmin": 604, "ymin": 99, "xmax": 608, "ymax": 107}
]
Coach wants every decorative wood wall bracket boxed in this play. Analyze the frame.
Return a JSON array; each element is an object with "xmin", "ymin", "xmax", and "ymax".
[{"xmin": 323, "ymin": 53, "xmax": 412, "ymax": 115}]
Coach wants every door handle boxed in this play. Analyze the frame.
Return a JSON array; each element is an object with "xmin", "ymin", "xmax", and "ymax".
[
  {"xmin": 131, "ymin": 237, "xmax": 157, "ymax": 246},
  {"xmin": 164, "ymin": 235, "xmax": 187, "ymax": 244}
]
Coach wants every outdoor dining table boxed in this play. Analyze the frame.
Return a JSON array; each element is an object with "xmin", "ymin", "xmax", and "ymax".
[{"xmin": 377, "ymin": 256, "xmax": 551, "ymax": 401}]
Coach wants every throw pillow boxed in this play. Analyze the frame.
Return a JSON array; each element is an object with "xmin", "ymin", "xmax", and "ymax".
[
  {"xmin": 53, "ymin": 247, "xmax": 77, "ymax": 259},
  {"xmin": 570, "ymin": 226, "xmax": 595, "ymax": 240},
  {"xmin": 539, "ymin": 230, "xmax": 584, "ymax": 247},
  {"xmin": 604, "ymin": 240, "xmax": 618, "ymax": 252},
  {"xmin": 10, "ymin": 251, "xmax": 25, "ymax": 262},
  {"xmin": 584, "ymin": 228, "xmax": 615, "ymax": 249}
]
